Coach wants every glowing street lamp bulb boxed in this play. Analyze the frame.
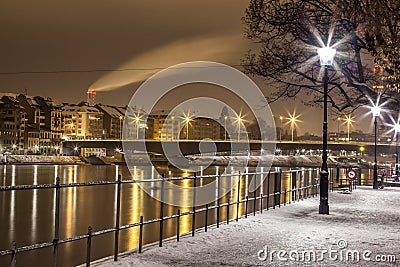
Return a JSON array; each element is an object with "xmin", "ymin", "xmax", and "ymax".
[
  {"xmin": 318, "ymin": 46, "xmax": 336, "ymax": 66},
  {"xmin": 394, "ymin": 124, "xmax": 400, "ymax": 133},
  {"xmin": 73, "ymin": 147, "xmax": 78, "ymax": 151},
  {"xmin": 371, "ymin": 106, "xmax": 382, "ymax": 117}
]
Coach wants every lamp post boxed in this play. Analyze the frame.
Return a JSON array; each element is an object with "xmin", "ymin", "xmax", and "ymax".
[
  {"xmin": 371, "ymin": 105, "xmax": 381, "ymax": 189},
  {"xmin": 224, "ymin": 115, "xmax": 228, "ymax": 141},
  {"xmin": 119, "ymin": 116, "xmax": 123, "ymax": 140},
  {"xmin": 393, "ymin": 123, "xmax": 400, "ymax": 176},
  {"xmin": 135, "ymin": 116, "xmax": 140, "ymax": 140},
  {"xmin": 287, "ymin": 112, "xmax": 300, "ymax": 142},
  {"xmin": 317, "ymin": 45, "xmax": 336, "ymax": 215},
  {"xmin": 343, "ymin": 114, "xmax": 354, "ymax": 143},
  {"xmin": 279, "ymin": 116, "xmax": 283, "ymax": 142},
  {"xmin": 171, "ymin": 116, "xmax": 175, "ymax": 140},
  {"xmin": 184, "ymin": 116, "xmax": 191, "ymax": 140},
  {"xmin": 235, "ymin": 114, "xmax": 244, "ymax": 142}
]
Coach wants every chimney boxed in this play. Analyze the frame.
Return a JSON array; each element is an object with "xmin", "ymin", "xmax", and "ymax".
[{"xmin": 87, "ymin": 89, "xmax": 96, "ymax": 106}]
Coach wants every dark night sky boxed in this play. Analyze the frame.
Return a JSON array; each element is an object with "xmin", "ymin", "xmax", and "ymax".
[{"xmin": 0, "ymin": 0, "xmax": 373, "ymax": 135}]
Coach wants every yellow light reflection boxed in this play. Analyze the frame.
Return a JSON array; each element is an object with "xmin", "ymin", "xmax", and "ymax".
[
  {"xmin": 31, "ymin": 165, "xmax": 38, "ymax": 242},
  {"xmin": 179, "ymin": 177, "xmax": 192, "ymax": 234},
  {"xmin": 127, "ymin": 182, "xmax": 140, "ymax": 250}
]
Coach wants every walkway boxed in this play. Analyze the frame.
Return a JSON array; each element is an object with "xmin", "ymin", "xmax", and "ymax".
[{"xmin": 92, "ymin": 186, "xmax": 400, "ymax": 266}]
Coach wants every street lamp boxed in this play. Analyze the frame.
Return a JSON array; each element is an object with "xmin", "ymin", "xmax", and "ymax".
[
  {"xmin": 235, "ymin": 113, "xmax": 245, "ymax": 141},
  {"xmin": 224, "ymin": 115, "xmax": 228, "ymax": 141},
  {"xmin": 279, "ymin": 116, "xmax": 283, "ymax": 142},
  {"xmin": 393, "ymin": 123, "xmax": 400, "ymax": 176},
  {"xmin": 183, "ymin": 114, "xmax": 192, "ymax": 140},
  {"xmin": 317, "ymin": 45, "xmax": 336, "ymax": 215},
  {"xmin": 287, "ymin": 112, "xmax": 300, "ymax": 142},
  {"xmin": 119, "ymin": 115, "xmax": 123, "ymax": 140},
  {"xmin": 171, "ymin": 116, "xmax": 175, "ymax": 140},
  {"xmin": 134, "ymin": 116, "xmax": 140, "ymax": 140},
  {"xmin": 371, "ymin": 104, "xmax": 382, "ymax": 189},
  {"xmin": 344, "ymin": 114, "xmax": 354, "ymax": 142}
]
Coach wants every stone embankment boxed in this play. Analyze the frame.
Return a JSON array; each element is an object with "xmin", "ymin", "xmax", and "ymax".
[{"xmin": 2, "ymin": 155, "xmax": 85, "ymax": 165}]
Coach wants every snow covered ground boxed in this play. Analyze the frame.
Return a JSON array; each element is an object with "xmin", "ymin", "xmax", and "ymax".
[{"xmin": 91, "ymin": 186, "xmax": 400, "ymax": 266}]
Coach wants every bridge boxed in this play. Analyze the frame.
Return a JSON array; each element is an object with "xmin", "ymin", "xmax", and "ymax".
[{"xmin": 62, "ymin": 139, "xmax": 398, "ymax": 157}]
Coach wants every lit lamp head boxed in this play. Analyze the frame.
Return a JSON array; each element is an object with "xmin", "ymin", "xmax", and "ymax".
[
  {"xmin": 394, "ymin": 123, "xmax": 400, "ymax": 133},
  {"xmin": 317, "ymin": 46, "xmax": 336, "ymax": 66},
  {"xmin": 371, "ymin": 106, "xmax": 381, "ymax": 117}
]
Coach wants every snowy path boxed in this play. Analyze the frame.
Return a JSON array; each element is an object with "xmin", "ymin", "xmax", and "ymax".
[{"xmin": 91, "ymin": 186, "xmax": 400, "ymax": 266}]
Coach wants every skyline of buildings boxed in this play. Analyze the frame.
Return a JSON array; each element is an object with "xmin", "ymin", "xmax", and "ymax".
[{"xmin": 0, "ymin": 92, "xmax": 395, "ymax": 156}]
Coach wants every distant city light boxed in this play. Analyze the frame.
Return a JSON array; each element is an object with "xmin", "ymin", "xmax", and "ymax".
[{"xmin": 287, "ymin": 111, "xmax": 301, "ymax": 142}]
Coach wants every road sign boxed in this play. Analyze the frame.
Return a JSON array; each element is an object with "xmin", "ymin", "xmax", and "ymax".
[{"xmin": 346, "ymin": 169, "xmax": 357, "ymax": 180}]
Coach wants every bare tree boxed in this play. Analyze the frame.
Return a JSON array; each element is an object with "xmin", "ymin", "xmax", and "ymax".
[{"xmin": 242, "ymin": 0, "xmax": 400, "ymax": 113}]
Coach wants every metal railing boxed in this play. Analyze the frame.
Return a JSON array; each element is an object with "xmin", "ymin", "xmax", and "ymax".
[{"xmin": 1, "ymin": 168, "xmax": 321, "ymax": 266}]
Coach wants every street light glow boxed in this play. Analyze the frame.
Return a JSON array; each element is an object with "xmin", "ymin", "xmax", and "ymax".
[
  {"xmin": 317, "ymin": 46, "xmax": 336, "ymax": 66},
  {"xmin": 286, "ymin": 112, "xmax": 301, "ymax": 142},
  {"xmin": 343, "ymin": 114, "xmax": 354, "ymax": 142},
  {"xmin": 371, "ymin": 105, "xmax": 382, "ymax": 117},
  {"xmin": 234, "ymin": 112, "xmax": 245, "ymax": 141},
  {"xmin": 394, "ymin": 123, "xmax": 400, "ymax": 133},
  {"xmin": 182, "ymin": 112, "xmax": 193, "ymax": 140}
]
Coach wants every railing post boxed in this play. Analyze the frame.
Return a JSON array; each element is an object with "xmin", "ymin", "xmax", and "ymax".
[
  {"xmin": 226, "ymin": 199, "xmax": 230, "ymax": 224},
  {"xmin": 336, "ymin": 167, "xmax": 340, "ymax": 183},
  {"xmin": 245, "ymin": 195, "xmax": 249, "ymax": 218},
  {"xmin": 53, "ymin": 177, "xmax": 60, "ymax": 267},
  {"xmin": 274, "ymin": 170, "xmax": 281, "ymax": 207},
  {"xmin": 114, "ymin": 175, "xmax": 122, "ymax": 261},
  {"xmin": 177, "ymin": 209, "xmax": 180, "ymax": 242},
  {"xmin": 11, "ymin": 241, "xmax": 16, "ymax": 267},
  {"xmin": 216, "ymin": 173, "xmax": 221, "ymax": 228},
  {"xmin": 192, "ymin": 174, "xmax": 197, "ymax": 236},
  {"xmin": 291, "ymin": 171, "xmax": 296, "ymax": 202},
  {"xmin": 159, "ymin": 175, "xmax": 165, "ymax": 247},
  {"xmin": 253, "ymin": 173, "xmax": 257, "ymax": 216},
  {"xmin": 260, "ymin": 193, "xmax": 263, "ymax": 212},
  {"xmin": 267, "ymin": 171, "xmax": 270, "ymax": 210},
  {"xmin": 86, "ymin": 226, "xmax": 92, "ymax": 267},
  {"xmin": 205, "ymin": 204, "xmax": 209, "ymax": 232},
  {"xmin": 236, "ymin": 172, "xmax": 240, "ymax": 221},
  {"xmin": 284, "ymin": 189, "xmax": 287, "ymax": 206},
  {"xmin": 138, "ymin": 216, "xmax": 143, "ymax": 253}
]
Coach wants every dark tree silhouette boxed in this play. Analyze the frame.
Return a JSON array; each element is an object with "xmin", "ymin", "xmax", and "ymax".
[{"xmin": 242, "ymin": 0, "xmax": 400, "ymax": 113}]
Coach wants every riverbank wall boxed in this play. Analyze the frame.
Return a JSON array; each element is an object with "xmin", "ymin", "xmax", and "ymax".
[{"xmin": 1, "ymin": 155, "xmax": 85, "ymax": 165}]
